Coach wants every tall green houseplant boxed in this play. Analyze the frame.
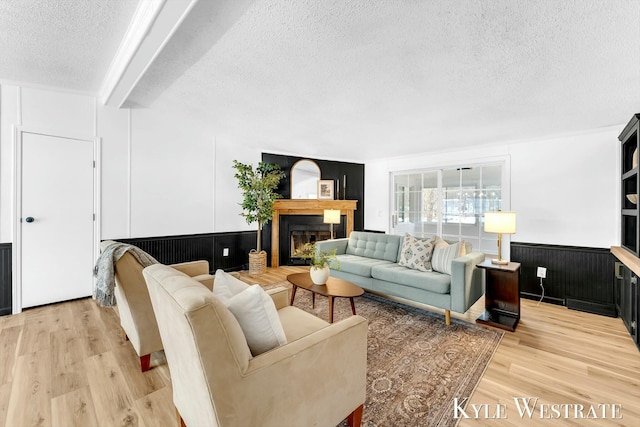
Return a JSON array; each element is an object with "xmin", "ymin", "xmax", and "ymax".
[{"xmin": 233, "ymin": 160, "xmax": 285, "ymax": 254}]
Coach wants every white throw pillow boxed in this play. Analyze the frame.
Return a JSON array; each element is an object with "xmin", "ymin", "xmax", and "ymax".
[
  {"xmin": 213, "ymin": 269, "xmax": 249, "ymax": 304},
  {"xmin": 226, "ymin": 285, "xmax": 288, "ymax": 356},
  {"xmin": 431, "ymin": 237, "xmax": 467, "ymax": 275},
  {"xmin": 398, "ymin": 233, "xmax": 436, "ymax": 272}
]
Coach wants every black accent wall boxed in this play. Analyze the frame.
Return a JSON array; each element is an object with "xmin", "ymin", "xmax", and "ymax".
[
  {"xmin": 0, "ymin": 243, "xmax": 11, "ymax": 316},
  {"xmin": 118, "ymin": 231, "xmax": 257, "ymax": 273},
  {"xmin": 261, "ymin": 153, "xmax": 365, "ymax": 260},
  {"xmin": 511, "ymin": 242, "xmax": 616, "ymax": 317}
]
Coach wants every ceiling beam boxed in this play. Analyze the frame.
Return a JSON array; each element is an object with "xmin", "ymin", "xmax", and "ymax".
[{"xmin": 98, "ymin": 0, "xmax": 200, "ymax": 108}]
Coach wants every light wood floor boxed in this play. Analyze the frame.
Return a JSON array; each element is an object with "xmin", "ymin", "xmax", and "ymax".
[{"xmin": 1, "ymin": 265, "xmax": 638, "ymax": 426}]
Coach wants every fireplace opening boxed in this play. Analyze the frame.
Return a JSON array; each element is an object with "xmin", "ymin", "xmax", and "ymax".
[
  {"xmin": 290, "ymin": 229, "xmax": 332, "ymax": 265},
  {"xmin": 279, "ymin": 214, "xmax": 343, "ymax": 266}
]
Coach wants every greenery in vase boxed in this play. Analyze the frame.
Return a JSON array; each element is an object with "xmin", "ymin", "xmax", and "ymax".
[
  {"xmin": 295, "ymin": 243, "xmax": 341, "ymax": 270},
  {"xmin": 233, "ymin": 160, "xmax": 285, "ymax": 252}
]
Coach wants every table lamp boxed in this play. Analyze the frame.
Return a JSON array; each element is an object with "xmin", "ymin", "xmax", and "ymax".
[
  {"xmin": 324, "ymin": 209, "xmax": 341, "ymax": 239},
  {"xmin": 484, "ymin": 211, "xmax": 516, "ymax": 265}
]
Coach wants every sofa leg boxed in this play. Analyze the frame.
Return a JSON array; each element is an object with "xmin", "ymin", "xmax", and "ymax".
[
  {"xmin": 445, "ymin": 310, "xmax": 451, "ymax": 326},
  {"xmin": 176, "ymin": 408, "xmax": 186, "ymax": 427},
  {"xmin": 347, "ymin": 404, "xmax": 363, "ymax": 427},
  {"xmin": 140, "ymin": 354, "xmax": 151, "ymax": 372}
]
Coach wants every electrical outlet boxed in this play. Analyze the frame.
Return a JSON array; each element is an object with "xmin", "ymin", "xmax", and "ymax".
[
  {"xmin": 537, "ymin": 267, "xmax": 547, "ymax": 278},
  {"xmin": 223, "ymin": 248, "xmax": 229, "ymax": 257}
]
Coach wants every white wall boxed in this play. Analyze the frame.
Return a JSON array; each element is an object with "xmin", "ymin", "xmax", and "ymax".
[
  {"xmin": 509, "ymin": 129, "xmax": 619, "ymax": 247},
  {"xmin": 213, "ymin": 137, "xmax": 263, "ymax": 232},
  {"xmin": 0, "ymin": 85, "xmax": 19, "ymax": 243},
  {"xmin": 365, "ymin": 127, "xmax": 620, "ymax": 250},
  {"xmin": 1, "ymin": 83, "xmax": 621, "ymax": 249},
  {"xmin": 0, "ymin": 84, "xmax": 233, "ymax": 243},
  {"xmin": 127, "ymin": 108, "xmax": 215, "ymax": 237}
]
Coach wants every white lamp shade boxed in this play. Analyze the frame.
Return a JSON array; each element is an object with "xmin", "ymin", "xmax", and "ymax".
[
  {"xmin": 323, "ymin": 209, "xmax": 341, "ymax": 224},
  {"xmin": 484, "ymin": 211, "xmax": 516, "ymax": 234}
]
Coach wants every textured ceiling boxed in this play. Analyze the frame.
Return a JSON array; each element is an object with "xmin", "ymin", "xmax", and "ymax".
[
  {"xmin": 1, "ymin": 0, "xmax": 639, "ymax": 161},
  {"xmin": 0, "ymin": 0, "xmax": 138, "ymax": 93},
  {"xmin": 129, "ymin": 0, "xmax": 640, "ymax": 160}
]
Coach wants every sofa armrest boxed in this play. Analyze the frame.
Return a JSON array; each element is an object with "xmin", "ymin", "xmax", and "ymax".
[
  {"xmin": 171, "ymin": 260, "xmax": 210, "ymax": 276},
  {"xmin": 267, "ymin": 286, "xmax": 290, "ymax": 310},
  {"xmin": 450, "ymin": 251, "xmax": 485, "ymax": 314},
  {"xmin": 192, "ymin": 274, "xmax": 214, "ymax": 291},
  {"xmin": 316, "ymin": 238, "xmax": 348, "ymax": 255}
]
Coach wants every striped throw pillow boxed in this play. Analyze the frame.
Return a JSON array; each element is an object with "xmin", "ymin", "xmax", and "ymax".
[{"xmin": 431, "ymin": 237, "xmax": 467, "ymax": 275}]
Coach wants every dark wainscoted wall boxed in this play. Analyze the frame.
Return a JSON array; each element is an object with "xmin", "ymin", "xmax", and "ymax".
[
  {"xmin": 118, "ymin": 231, "xmax": 257, "ymax": 273},
  {"xmin": 261, "ymin": 153, "xmax": 365, "ymax": 261},
  {"xmin": 0, "ymin": 243, "xmax": 11, "ymax": 316},
  {"xmin": 511, "ymin": 242, "xmax": 616, "ymax": 317}
]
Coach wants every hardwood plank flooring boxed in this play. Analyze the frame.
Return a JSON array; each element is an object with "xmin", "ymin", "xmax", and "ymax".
[{"xmin": 0, "ymin": 265, "xmax": 638, "ymax": 426}]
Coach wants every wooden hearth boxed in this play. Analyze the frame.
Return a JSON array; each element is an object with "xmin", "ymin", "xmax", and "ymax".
[{"xmin": 271, "ymin": 199, "xmax": 358, "ymax": 267}]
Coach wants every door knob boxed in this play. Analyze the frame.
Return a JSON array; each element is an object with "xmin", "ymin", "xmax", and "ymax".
[{"xmin": 25, "ymin": 217, "xmax": 34, "ymax": 223}]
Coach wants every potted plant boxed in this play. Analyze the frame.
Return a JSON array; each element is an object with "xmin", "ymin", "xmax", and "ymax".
[
  {"xmin": 295, "ymin": 242, "xmax": 340, "ymax": 284},
  {"xmin": 233, "ymin": 160, "xmax": 285, "ymax": 274}
]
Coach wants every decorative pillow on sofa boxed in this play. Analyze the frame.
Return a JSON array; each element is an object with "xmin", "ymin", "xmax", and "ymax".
[
  {"xmin": 226, "ymin": 285, "xmax": 288, "ymax": 356},
  {"xmin": 213, "ymin": 269, "xmax": 250, "ymax": 304},
  {"xmin": 431, "ymin": 237, "xmax": 467, "ymax": 275},
  {"xmin": 213, "ymin": 269, "xmax": 287, "ymax": 356},
  {"xmin": 398, "ymin": 233, "xmax": 436, "ymax": 272}
]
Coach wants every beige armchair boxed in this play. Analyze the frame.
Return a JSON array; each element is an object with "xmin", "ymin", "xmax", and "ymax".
[
  {"xmin": 143, "ymin": 264, "xmax": 368, "ymax": 427},
  {"xmin": 100, "ymin": 241, "xmax": 215, "ymax": 371}
]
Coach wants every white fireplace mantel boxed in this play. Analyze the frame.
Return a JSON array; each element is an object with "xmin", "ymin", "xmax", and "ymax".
[{"xmin": 270, "ymin": 199, "xmax": 358, "ymax": 267}]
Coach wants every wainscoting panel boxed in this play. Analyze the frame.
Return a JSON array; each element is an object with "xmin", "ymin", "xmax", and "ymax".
[
  {"xmin": 0, "ymin": 243, "xmax": 11, "ymax": 316},
  {"xmin": 118, "ymin": 231, "xmax": 257, "ymax": 272},
  {"xmin": 213, "ymin": 232, "xmax": 259, "ymax": 271},
  {"xmin": 511, "ymin": 242, "xmax": 616, "ymax": 317}
]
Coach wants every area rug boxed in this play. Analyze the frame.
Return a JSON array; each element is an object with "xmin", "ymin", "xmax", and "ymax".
[{"xmin": 264, "ymin": 281, "xmax": 503, "ymax": 427}]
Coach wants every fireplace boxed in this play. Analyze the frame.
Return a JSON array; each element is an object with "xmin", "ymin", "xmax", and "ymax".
[
  {"xmin": 270, "ymin": 199, "xmax": 358, "ymax": 267},
  {"xmin": 280, "ymin": 215, "xmax": 342, "ymax": 266}
]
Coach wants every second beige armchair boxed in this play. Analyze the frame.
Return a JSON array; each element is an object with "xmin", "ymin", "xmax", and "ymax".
[{"xmin": 100, "ymin": 240, "xmax": 215, "ymax": 371}]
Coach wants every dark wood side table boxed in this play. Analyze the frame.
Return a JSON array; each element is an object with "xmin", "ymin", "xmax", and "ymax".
[{"xmin": 476, "ymin": 260, "xmax": 521, "ymax": 332}]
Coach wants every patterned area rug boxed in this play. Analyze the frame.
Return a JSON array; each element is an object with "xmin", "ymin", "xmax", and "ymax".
[{"xmin": 264, "ymin": 281, "xmax": 503, "ymax": 427}]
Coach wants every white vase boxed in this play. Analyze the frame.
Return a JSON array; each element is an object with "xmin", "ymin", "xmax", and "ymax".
[{"xmin": 310, "ymin": 265, "xmax": 330, "ymax": 285}]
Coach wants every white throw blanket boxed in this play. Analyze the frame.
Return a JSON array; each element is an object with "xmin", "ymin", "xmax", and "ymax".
[{"xmin": 93, "ymin": 242, "xmax": 158, "ymax": 307}]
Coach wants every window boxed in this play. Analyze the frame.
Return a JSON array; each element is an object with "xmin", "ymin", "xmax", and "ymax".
[{"xmin": 392, "ymin": 164, "xmax": 504, "ymax": 255}]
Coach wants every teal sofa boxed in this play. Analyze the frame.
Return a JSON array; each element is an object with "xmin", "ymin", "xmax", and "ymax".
[{"xmin": 316, "ymin": 231, "xmax": 485, "ymax": 324}]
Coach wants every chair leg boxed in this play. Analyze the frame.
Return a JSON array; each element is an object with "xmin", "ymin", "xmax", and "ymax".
[
  {"xmin": 445, "ymin": 309, "xmax": 451, "ymax": 326},
  {"xmin": 347, "ymin": 404, "xmax": 363, "ymax": 427},
  {"xmin": 176, "ymin": 408, "xmax": 186, "ymax": 427},
  {"xmin": 140, "ymin": 354, "xmax": 151, "ymax": 372}
]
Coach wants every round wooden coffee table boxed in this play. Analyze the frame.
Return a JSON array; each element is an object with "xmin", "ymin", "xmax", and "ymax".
[{"xmin": 287, "ymin": 273, "xmax": 364, "ymax": 323}]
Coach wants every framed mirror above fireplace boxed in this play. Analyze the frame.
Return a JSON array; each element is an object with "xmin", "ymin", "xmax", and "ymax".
[{"xmin": 290, "ymin": 159, "xmax": 321, "ymax": 199}]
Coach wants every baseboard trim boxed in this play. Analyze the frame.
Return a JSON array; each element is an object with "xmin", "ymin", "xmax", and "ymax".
[{"xmin": 566, "ymin": 298, "xmax": 617, "ymax": 318}]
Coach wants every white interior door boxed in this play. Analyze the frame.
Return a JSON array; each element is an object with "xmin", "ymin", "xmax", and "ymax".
[{"xmin": 20, "ymin": 132, "xmax": 94, "ymax": 308}]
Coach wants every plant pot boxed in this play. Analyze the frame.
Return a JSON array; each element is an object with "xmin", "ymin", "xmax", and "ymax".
[
  {"xmin": 310, "ymin": 265, "xmax": 330, "ymax": 285},
  {"xmin": 249, "ymin": 249, "xmax": 267, "ymax": 275}
]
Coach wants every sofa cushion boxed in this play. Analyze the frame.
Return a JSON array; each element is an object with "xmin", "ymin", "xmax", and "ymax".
[
  {"xmin": 345, "ymin": 231, "xmax": 402, "ymax": 262},
  {"xmin": 431, "ymin": 238, "xmax": 467, "ymax": 275},
  {"xmin": 277, "ymin": 306, "xmax": 329, "ymax": 342},
  {"xmin": 336, "ymin": 254, "xmax": 395, "ymax": 277},
  {"xmin": 371, "ymin": 263, "xmax": 451, "ymax": 294},
  {"xmin": 226, "ymin": 284, "xmax": 287, "ymax": 356},
  {"xmin": 398, "ymin": 234, "xmax": 435, "ymax": 272}
]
